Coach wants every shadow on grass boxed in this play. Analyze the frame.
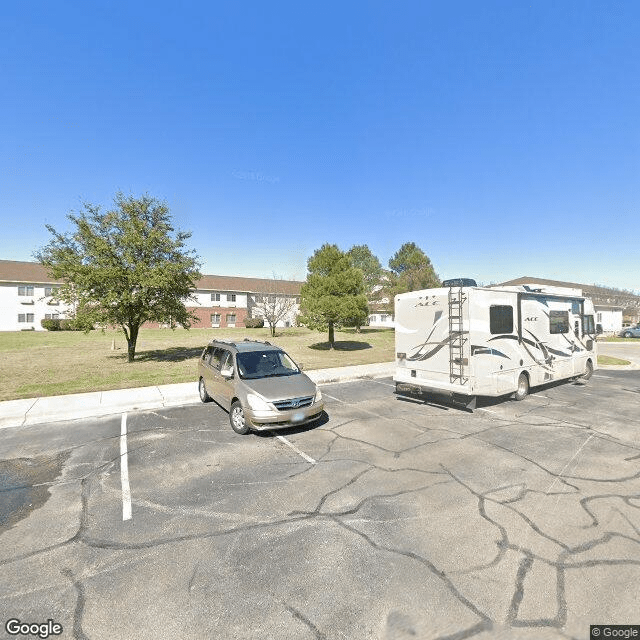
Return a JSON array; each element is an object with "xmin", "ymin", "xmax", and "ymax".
[
  {"xmin": 341, "ymin": 327, "xmax": 394, "ymax": 334},
  {"xmin": 108, "ymin": 346, "xmax": 204, "ymax": 362},
  {"xmin": 309, "ymin": 341, "xmax": 372, "ymax": 351}
]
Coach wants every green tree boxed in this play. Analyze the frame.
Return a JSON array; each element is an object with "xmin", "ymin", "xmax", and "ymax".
[
  {"xmin": 35, "ymin": 193, "xmax": 202, "ymax": 362},
  {"xmin": 346, "ymin": 244, "xmax": 384, "ymax": 332},
  {"xmin": 346, "ymin": 244, "xmax": 384, "ymax": 296},
  {"xmin": 299, "ymin": 244, "xmax": 369, "ymax": 348},
  {"xmin": 385, "ymin": 242, "xmax": 440, "ymax": 307}
]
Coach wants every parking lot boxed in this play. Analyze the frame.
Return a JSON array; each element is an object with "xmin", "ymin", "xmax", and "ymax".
[{"xmin": 1, "ymin": 370, "xmax": 640, "ymax": 640}]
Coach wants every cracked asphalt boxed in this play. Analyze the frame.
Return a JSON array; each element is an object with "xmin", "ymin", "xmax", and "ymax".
[{"xmin": 1, "ymin": 371, "xmax": 639, "ymax": 640}]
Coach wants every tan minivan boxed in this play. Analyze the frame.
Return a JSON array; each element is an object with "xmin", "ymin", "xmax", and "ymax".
[{"xmin": 198, "ymin": 338, "xmax": 324, "ymax": 434}]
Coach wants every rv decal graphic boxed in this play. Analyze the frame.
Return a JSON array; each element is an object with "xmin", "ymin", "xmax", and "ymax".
[
  {"xmin": 406, "ymin": 314, "xmax": 447, "ymax": 360},
  {"xmin": 471, "ymin": 345, "xmax": 510, "ymax": 359},
  {"xmin": 560, "ymin": 332, "xmax": 585, "ymax": 352},
  {"xmin": 407, "ymin": 332, "xmax": 466, "ymax": 361},
  {"xmin": 488, "ymin": 333, "xmax": 554, "ymax": 371}
]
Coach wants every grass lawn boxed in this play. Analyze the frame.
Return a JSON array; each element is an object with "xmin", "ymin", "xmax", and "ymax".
[
  {"xmin": 599, "ymin": 336, "xmax": 640, "ymax": 342},
  {"xmin": 597, "ymin": 355, "xmax": 631, "ymax": 366},
  {"xmin": 0, "ymin": 327, "xmax": 395, "ymax": 401}
]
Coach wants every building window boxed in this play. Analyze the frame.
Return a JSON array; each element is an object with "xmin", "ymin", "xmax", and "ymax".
[
  {"xmin": 227, "ymin": 294, "xmax": 236, "ymax": 302},
  {"xmin": 44, "ymin": 287, "xmax": 59, "ymax": 297},
  {"xmin": 211, "ymin": 293, "xmax": 220, "ymax": 302},
  {"xmin": 211, "ymin": 313, "xmax": 221, "ymax": 325},
  {"xmin": 550, "ymin": 310, "xmax": 569, "ymax": 334},
  {"xmin": 18, "ymin": 285, "xmax": 34, "ymax": 296},
  {"xmin": 490, "ymin": 306, "xmax": 513, "ymax": 334},
  {"xmin": 596, "ymin": 312, "xmax": 602, "ymax": 322},
  {"xmin": 45, "ymin": 313, "xmax": 60, "ymax": 319},
  {"xmin": 226, "ymin": 313, "xmax": 236, "ymax": 324},
  {"xmin": 380, "ymin": 314, "xmax": 388, "ymax": 322},
  {"xmin": 18, "ymin": 314, "xmax": 34, "ymax": 323}
]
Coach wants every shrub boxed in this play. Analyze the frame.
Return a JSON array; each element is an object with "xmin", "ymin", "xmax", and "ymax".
[
  {"xmin": 41, "ymin": 318, "xmax": 94, "ymax": 331},
  {"xmin": 244, "ymin": 317, "xmax": 265, "ymax": 328},
  {"xmin": 41, "ymin": 319, "xmax": 62, "ymax": 331}
]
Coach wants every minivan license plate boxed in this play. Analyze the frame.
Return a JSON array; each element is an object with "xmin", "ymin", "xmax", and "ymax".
[{"xmin": 292, "ymin": 411, "xmax": 305, "ymax": 423}]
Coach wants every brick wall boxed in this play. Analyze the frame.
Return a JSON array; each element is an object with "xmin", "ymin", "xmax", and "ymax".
[
  {"xmin": 140, "ymin": 307, "xmax": 248, "ymax": 329},
  {"xmin": 189, "ymin": 306, "xmax": 248, "ymax": 328}
]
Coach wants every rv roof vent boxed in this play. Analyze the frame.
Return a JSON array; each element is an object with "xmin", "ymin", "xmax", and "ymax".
[{"xmin": 442, "ymin": 278, "xmax": 477, "ymax": 287}]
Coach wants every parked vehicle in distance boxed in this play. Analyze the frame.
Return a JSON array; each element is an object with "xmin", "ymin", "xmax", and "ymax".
[
  {"xmin": 198, "ymin": 338, "xmax": 324, "ymax": 434},
  {"xmin": 619, "ymin": 324, "xmax": 640, "ymax": 338},
  {"xmin": 394, "ymin": 281, "xmax": 598, "ymax": 409}
]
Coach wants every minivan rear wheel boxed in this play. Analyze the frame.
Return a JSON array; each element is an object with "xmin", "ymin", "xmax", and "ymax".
[
  {"xmin": 230, "ymin": 400, "xmax": 250, "ymax": 435},
  {"xmin": 199, "ymin": 377, "xmax": 211, "ymax": 403}
]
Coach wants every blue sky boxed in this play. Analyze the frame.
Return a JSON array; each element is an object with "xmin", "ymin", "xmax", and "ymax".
[{"xmin": 2, "ymin": 1, "xmax": 638, "ymax": 291}]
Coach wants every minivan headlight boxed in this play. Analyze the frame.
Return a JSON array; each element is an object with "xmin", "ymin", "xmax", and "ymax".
[
  {"xmin": 246, "ymin": 394, "xmax": 272, "ymax": 411},
  {"xmin": 314, "ymin": 388, "xmax": 323, "ymax": 403}
]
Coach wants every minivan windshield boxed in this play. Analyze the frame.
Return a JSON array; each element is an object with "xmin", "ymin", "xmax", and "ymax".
[{"xmin": 236, "ymin": 350, "xmax": 300, "ymax": 380}]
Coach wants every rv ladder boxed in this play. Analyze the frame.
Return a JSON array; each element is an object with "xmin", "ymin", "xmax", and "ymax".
[{"xmin": 448, "ymin": 286, "xmax": 468, "ymax": 385}]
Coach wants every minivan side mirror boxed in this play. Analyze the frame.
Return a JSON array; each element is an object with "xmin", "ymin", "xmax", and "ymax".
[{"xmin": 220, "ymin": 367, "xmax": 234, "ymax": 379}]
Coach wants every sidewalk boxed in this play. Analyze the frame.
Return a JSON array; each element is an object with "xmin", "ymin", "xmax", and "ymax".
[{"xmin": 0, "ymin": 362, "xmax": 396, "ymax": 430}]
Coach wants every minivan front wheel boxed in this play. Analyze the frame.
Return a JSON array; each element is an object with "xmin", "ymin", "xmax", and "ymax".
[{"xmin": 230, "ymin": 400, "xmax": 250, "ymax": 435}]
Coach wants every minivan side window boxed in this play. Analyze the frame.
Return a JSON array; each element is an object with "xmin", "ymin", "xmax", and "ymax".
[
  {"xmin": 210, "ymin": 347, "xmax": 224, "ymax": 369},
  {"xmin": 220, "ymin": 351, "xmax": 233, "ymax": 371},
  {"xmin": 202, "ymin": 346, "xmax": 214, "ymax": 363},
  {"xmin": 490, "ymin": 305, "xmax": 513, "ymax": 334}
]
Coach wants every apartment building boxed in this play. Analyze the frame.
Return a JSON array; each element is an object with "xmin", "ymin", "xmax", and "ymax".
[{"xmin": 0, "ymin": 260, "xmax": 302, "ymax": 331}]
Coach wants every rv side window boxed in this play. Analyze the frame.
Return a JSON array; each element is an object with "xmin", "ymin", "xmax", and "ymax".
[
  {"xmin": 549, "ymin": 310, "xmax": 569, "ymax": 334},
  {"xmin": 490, "ymin": 306, "xmax": 513, "ymax": 334},
  {"xmin": 582, "ymin": 315, "xmax": 595, "ymax": 335}
]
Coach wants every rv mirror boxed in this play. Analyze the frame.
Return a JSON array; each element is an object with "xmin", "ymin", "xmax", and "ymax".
[{"xmin": 596, "ymin": 324, "xmax": 603, "ymax": 335}]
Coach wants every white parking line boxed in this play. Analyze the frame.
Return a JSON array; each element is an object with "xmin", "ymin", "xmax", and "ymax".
[
  {"xmin": 271, "ymin": 433, "xmax": 316, "ymax": 464},
  {"xmin": 594, "ymin": 374, "xmax": 616, "ymax": 379},
  {"xmin": 120, "ymin": 413, "xmax": 132, "ymax": 521},
  {"xmin": 322, "ymin": 393, "xmax": 345, "ymax": 403},
  {"xmin": 369, "ymin": 379, "xmax": 395, "ymax": 388}
]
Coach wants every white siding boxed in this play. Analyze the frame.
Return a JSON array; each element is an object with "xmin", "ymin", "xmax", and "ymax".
[
  {"xmin": 594, "ymin": 307, "xmax": 623, "ymax": 333},
  {"xmin": 0, "ymin": 282, "xmax": 71, "ymax": 331},
  {"xmin": 191, "ymin": 290, "xmax": 249, "ymax": 308}
]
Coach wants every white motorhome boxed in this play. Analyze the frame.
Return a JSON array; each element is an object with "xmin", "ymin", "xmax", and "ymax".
[{"xmin": 394, "ymin": 282, "xmax": 598, "ymax": 409}]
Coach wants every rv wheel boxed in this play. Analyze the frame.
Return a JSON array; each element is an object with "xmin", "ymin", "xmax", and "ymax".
[
  {"xmin": 582, "ymin": 360, "xmax": 593, "ymax": 381},
  {"xmin": 514, "ymin": 373, "xmax": 529, "ymax": 401}
]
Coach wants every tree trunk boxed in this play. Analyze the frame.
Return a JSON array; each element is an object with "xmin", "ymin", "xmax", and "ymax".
[
  {"xmin": 328, "ymin": 321, "xmax": 334, "ymax": 349},
  {"xmin": 270, "ymin": 323, "xmax": 276, "ymax": 337},
  {"xmin": 124, "ymin": 323, "xmax": 139, "ymax": 362}
]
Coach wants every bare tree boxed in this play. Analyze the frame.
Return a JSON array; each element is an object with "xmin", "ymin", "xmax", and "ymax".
[{"xmin": 251, "ymin": 275, "xmax": 299, "ymax": 337}]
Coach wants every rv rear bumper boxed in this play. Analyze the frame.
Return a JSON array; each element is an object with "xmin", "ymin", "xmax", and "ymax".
[{"xmin": 394, "ymin": 381, "xmax": 476, "ymax": 410}]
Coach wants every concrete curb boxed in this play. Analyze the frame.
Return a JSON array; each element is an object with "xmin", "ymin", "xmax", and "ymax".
[{"xmin": 0, "ymin": 363, "xmax": 396, "ymax": 430}]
